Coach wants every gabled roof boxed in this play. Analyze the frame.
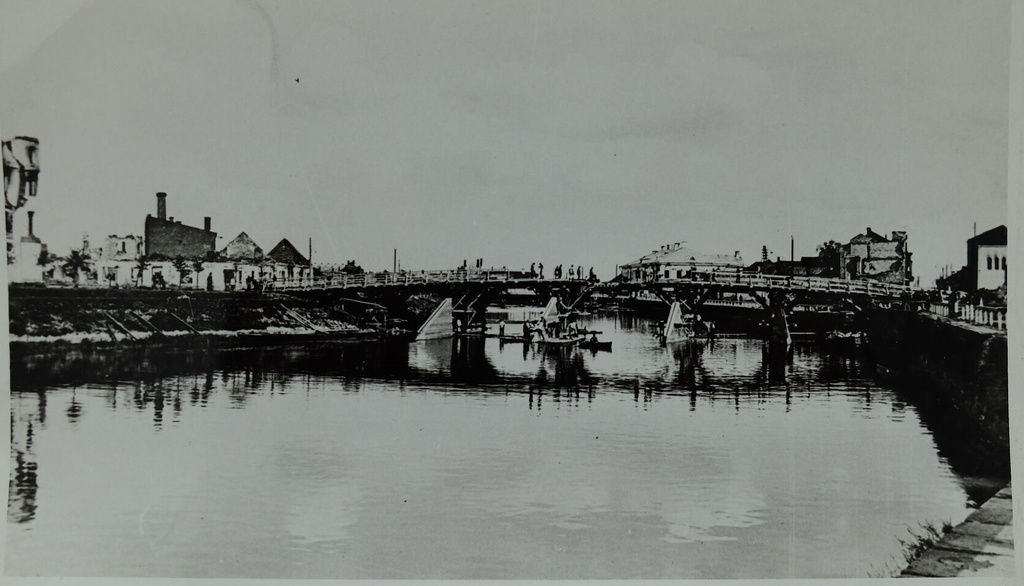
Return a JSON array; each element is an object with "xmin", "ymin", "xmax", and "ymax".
[
  {"xmin": 968, "ymin": 225, "xmax": 1007, "ymax": 247},
  {"xmin": 266, "ymin": 238, "xmax": 308, "ymax": 265},
  {"xmin": 220, "ymin": 231, "xmax": 263, "ymax": 260}
]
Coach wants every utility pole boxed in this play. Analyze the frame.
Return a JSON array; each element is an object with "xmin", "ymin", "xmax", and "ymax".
[
  {"xmin": 790, "ymin": 236, "xmax": 794, "ymax": 262},
  {"xmin": 393, "ymin": 248, "xmax": 397, "ymax": 273}
]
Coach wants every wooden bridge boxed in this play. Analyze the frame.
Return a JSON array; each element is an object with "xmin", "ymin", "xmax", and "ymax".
[
  {"xmin": 278, "ymin": 267, "xmax": 921, "ymax": 344},
  {"xmin": 278, "ymin": 268, "xmax": 915, "ymax": 299},
  {"xmin": 276, "ymin": 269, "xmax": 551, "ymax": 291},
  {"xmin": 602, "ymin": 272, "xmax": 916, "ymax": 299}
]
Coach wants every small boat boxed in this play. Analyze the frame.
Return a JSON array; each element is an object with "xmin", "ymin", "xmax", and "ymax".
[
  {"xmin": 494, "ymin": 335, "xmax": 528, "ymax": 343},
  {"xmin": 579, "ymin": 339, "xmax": 612, "ymax": 351},
  {"xmin": 535, "ymin": 334, "xmax": 587, "ymax": 346}
]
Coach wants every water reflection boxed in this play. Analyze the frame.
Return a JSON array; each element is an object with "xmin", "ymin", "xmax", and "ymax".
[
  {"xmin": 5, "ymin": 314, "xmax": 1009, "ymax": 578},
  {"xmin": 8, "ymin": 315, "xmax": 1008, "ymax": 520},
  {"xmin": 8, "ymin": 392, "xmax": 44, "ymax": 523}
]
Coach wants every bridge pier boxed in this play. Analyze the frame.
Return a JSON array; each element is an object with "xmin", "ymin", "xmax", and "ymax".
[{"xmin": 752, "ymin": 291, "xmax": 792, "ymax": 347}]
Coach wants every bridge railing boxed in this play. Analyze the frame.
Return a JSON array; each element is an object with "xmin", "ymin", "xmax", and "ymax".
[
  {"xmin": 639, "ymin": 271, "xmax": 915, "ymax": 297},
  {"xmin": 928, "ymin": 301, "xmax": 1007, "ymax": 331},
  {"xmin": 277, "ymin": 269, "xmax": 533, "ymax": 290}
]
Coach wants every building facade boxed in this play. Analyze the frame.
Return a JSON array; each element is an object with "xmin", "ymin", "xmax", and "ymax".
[
  {"xmin": 144, "ymin": 192, "xmax": 216, "ymax": 259},
  {"xmin": 966, "ymin": 225, "xmax": 1006, "ymax": 292},
  {"xmin": 838, "ymin": 228, "xmax": 912, "ymax": 285},
  {"xmin": 619, "ymin": 242, "xmax": 745, "ymax": 282}
]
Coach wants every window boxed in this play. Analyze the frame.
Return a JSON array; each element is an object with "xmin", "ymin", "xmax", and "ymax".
[
  {"xmin": 1003, "ymin": 257, "xmax": 1007, "ymax": 270},
  {"xmin": 987, "ymin": 257, "xmax": 992, "ymax": 270}
]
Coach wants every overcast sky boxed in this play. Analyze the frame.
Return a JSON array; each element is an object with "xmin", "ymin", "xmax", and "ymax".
[{"xmin": 0, "ymin": 0, "xmax": 1012, "ymax": 283}]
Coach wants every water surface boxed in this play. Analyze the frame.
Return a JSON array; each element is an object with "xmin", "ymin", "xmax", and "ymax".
[{"xmin": 6, "ymin": 315, "xmax": 987, "ymax": 579}]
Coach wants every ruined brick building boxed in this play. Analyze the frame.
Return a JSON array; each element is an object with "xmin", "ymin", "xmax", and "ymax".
[
  {"xmin": 838, "ymin": 228, "xmax": 912, "ymax": 285},
  {"xmin": 144, "ymin": 192, "xmax": 216, "ymax": 259}
]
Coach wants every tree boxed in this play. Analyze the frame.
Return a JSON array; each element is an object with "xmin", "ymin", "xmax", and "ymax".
[
  {"xmin": 171, "ymin": 255, "xmax": 189, "ymax": 287},
  {"xmin": 816, "ymin": 240, "xmax": 843, "ymax": 277},
  {"xmin": 190, "ymin": 256, "xmax": 205, "ymax": 290},
  {"xmin": 61, "ymin": 249, "xmax": 91, "ymax": 287}
]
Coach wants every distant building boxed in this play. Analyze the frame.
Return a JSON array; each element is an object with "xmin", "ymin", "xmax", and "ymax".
[
  {"xmin": 747, "ymin": 256, "xmax": 832, "ymax": 277},
  {"xmin": 266, "ymin": 238, "xmax": 312, "ymax": 285},
  {"xmin": 144, "ymin": 192, "xmax": 216, "ymax": 259},
  {"xmin": 219, "ymin": 231, "xmax": 263, "ymax": 262},
  {"xmin": 267, "ymin": 238, "xmax": 309, "ymax": 265},
  {"xmin": 102, "ymin": 234, "xmax": 144, "ymax": 261},
  {"xmin": 838, "ymin": 228, "xmax": 912, "ymax": 285},
  {"xmin": 619, "ymin": 242, "xmax": 744, "ymax": 281},
  {"xmin": 94, "ymin": 234, "xmax": 145, "ymax": 287},
  {"xmin": 966, "ymin": 225, "xmax": 1006, "ymax": 292}
]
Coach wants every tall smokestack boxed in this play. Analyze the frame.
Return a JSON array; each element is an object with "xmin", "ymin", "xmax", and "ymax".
[
  {"xmin": 27, "ymin": 211, "xmax": 35, "ymax": 237},
  {"xmin": 204, "ymin": 216, "xmax": 211, "ymax": 232},
  {"xmin": 156, "ymin": 192, "xmax": 167, "ymax": 220},
  {"xmin": 790, "ymin": 236, "xmax": 794, "ymax": 262}
]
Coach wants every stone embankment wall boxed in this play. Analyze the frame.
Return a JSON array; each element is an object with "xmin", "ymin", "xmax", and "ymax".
[
  {"xmin": 7, "ymin": 286, "xmax": 366, "ymax": 343},
  {"xmin": 862, "ymin": 308, "xmax": 1009, "ymax": 470}
]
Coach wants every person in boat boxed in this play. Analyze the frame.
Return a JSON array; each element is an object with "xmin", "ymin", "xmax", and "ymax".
[
  {"xmin": 534, "ymin": 319, "xmax": 546, "ymax": 340},
  {"xmin": 590, "ymin": 333, "xmax": 598, "ymax": 344}
]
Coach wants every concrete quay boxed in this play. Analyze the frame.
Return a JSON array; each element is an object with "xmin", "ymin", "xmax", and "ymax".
[{"xmin": 902, "ymin": 484, "xmax": 1015, "ymax": 578}]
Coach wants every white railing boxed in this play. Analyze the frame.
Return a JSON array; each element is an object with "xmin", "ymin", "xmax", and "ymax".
[
  {"xmin": 926, "ymin": 301, "xmax": 1007, "ymax": 331},
  {"xmin": 640, "ymin": 272, "xmax": 915, "ymax": 297},
  {"xmin": 277, "ymin": 268, "xmax": 916, "ymax": 297},
  {"xmin": 958, "ymin": 303, "xmax": 1007, "ymax": 331},
  {"xmin": 276, "ymin": 269, "xmax": 537, "ymax": 291}
]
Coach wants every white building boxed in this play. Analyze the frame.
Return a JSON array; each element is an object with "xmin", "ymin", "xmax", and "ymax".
[
  {"xmin": 619, "ymin": 242, "xmax": 745, "ymax": 282},
  {"xmin": 968, "ymin": 225, "xmax": 1007, "ymax": 292}
]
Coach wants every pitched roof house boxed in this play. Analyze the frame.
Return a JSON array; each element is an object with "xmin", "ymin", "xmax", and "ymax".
[{"xmin": 266, "ymin": 238, "xmax": 309, "ymax": 265}]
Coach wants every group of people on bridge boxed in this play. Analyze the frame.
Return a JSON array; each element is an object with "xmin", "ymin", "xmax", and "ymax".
[{"xmin": 529, "ymin": 262, "xmax": 597, "ymax": 282}]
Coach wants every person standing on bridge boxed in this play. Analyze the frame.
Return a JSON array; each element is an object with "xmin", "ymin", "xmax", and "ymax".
[
  {"xmin": 530, "ymin": 262, "xmax": 536, "ymax": 278},
  {"xmin": 538, "ymin": 263, "xmax": 544, "ymax": 279}
]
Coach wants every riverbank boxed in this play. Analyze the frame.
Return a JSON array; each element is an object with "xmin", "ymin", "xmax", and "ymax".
[
  {"xmin": 902, "ymin": 484, "xmax": 1014, "ymax": 577},
  {"xmin": 862, "ymin": 308, "xmax": 1009, "ymax": 475},
  {"xmin": 7, "ymin": 285, "xmax": 380, "ymax": 346}
]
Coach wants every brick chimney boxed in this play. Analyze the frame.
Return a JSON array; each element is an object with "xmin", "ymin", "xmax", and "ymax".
[
  {"xmin": 156, "ymin": 192, "xmax": 167, "ymax": 220},
  {"xmin": 204, "ymin": 216, "xmax": 211, "ymax": 232}
]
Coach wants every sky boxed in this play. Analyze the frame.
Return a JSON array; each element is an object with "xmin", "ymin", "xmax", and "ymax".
[{"xmin": 0, "ymin": 0, "xmax": 1013, "ymax": 284}]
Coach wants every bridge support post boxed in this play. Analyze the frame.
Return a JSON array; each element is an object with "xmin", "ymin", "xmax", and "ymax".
[
  {"xmin": 767, "ymin": 301, "xmax": 791, "ymax": 347},
  {"xmin": 752, "ymin": 291, "xmax": 792, "ymax": 348}
]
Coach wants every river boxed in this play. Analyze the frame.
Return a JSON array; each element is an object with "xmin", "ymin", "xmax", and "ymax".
[{"xmin": 5, "ymin": 314, "xmax": 1001, "ymax": 579}]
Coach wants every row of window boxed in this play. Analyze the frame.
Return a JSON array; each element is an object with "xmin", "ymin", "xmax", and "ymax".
[{"xmin": 986, "ymin": 256, "xmax": 1007, "ymax": 270}]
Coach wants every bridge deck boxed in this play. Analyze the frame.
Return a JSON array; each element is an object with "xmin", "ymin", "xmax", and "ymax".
[{"xmin": 277, "ymin": 269, "xmax": 915, "ymax": 300}]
